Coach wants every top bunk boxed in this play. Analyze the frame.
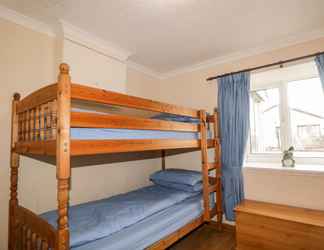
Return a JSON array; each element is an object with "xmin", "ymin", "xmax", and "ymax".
[{"xmin": 12, "ymin": 63, "xmax": 219, "ymax": 160}]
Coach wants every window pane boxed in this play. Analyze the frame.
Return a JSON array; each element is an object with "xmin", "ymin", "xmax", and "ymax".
[
  {"xmin": 288, "ymin": 78, "xmax": 324, "ymax": 152},
  {"xmin": 250, "ymin": 88, "xmax": 281, "ymax": 153}
]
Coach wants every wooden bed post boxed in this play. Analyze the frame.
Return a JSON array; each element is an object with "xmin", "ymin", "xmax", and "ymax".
[
  {"xmin": 161, "ymin": 150, "xmax": 166, "ymax": 170},
  {"xmin": 56, "ymin": 63, "xmax": 71, "ymax": 250},
  {"xmin": 8, "ymin": 93, "xmax": 21, "ymax": 250},
  {"xmin": 199, "ymin": 110, "xmax": 210, "ymax": 222}
]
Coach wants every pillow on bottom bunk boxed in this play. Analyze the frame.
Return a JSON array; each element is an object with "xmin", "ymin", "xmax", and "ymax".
[
  {"xmin": 153, "ymin": 179, "xmax": 202, "ymax": 193},
  {"xmin": 150, "ymin": 169, "xmax": 203, "ymax": 193}
]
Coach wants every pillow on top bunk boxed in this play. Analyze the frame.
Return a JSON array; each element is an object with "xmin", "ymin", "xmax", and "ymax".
[
  {"xmin": 151, "ymin": 113, "xmax": 200, "ymax": 124},
  {"xmin": 150, "ymin": 169, "xmax": 202, "ymax": 193}
]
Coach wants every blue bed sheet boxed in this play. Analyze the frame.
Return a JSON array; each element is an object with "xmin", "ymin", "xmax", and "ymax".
[
  {"xmin": 40, "ymin": 185, "xmax": 198, "ymax": 248},
  {"xmin": 73, "ymin": 194, "xmax": 207, "ymax": 250}
]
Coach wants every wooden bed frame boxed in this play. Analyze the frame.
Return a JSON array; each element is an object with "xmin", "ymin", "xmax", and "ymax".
[{"xmin": 9, "ymin": 63, "xmax": 223, "ymax": 250}]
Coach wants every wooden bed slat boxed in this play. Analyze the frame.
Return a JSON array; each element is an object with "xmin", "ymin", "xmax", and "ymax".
[
  {"xmin": 207, "ymin": 162, "xmax": 220, "ymax": 170},
  {"xmin": 71, "ymin": 111, "xmax": 199, "ymax": 132},
  {"xmin": 71, "ymin": 83, "xmax": 199, "ymax": 118},
  {"xmin": 16, "ymin": 84, "xmax": 57, "ymax": 113},
  {"xmin": 13, "ymin": 139, "xmax": 216, "ymax": 156}
]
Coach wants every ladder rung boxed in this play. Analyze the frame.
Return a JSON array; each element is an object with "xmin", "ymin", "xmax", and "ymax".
[
  {"xmin": 205, "ymin": 139, "xmax": 220, "ymax": 148},
  {"xmin": 207, "ymin": 162, "xmax": 220, "ymax": 170},
  {"xmin": 208, "ymin": 176, "xmax": 218, "ymax": 193},
  {"xmin": 209, "ymin": 184, "xmax": 217, "ymax": 193},
  {"xmin": 206, "ymin": 115, "xmax": 215, "ymax": 123},
  {"xmin": 209, "ymin": 176, "xmax": 217, "ymax": 185}
]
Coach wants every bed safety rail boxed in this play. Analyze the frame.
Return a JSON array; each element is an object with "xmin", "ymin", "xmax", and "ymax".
[{"xmin": 13, "ymin": 205, "xmax": 57, "ymax": 250}]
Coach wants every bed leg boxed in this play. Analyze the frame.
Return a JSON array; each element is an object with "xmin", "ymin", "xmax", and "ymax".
[
  {"xmin": 216, "ymin": 189, "xmax": 223, "ymax": 231},
  {"xmin": 216, "ymin": 208, "xmax": 223, "ymax": 231},
  {"xmin": 57, "ymin": 179, "xmax": 70, "ymax": 250},
  {"xmin": 56, "ymin": 63, "xmax": 71, "ymax": 250}
]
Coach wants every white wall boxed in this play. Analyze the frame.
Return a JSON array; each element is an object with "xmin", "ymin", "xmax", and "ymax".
[
  {"xmin": 244, "ymin": 168, "xmax": 324, "ymax": 210},
  {"xmin": 63, "ymin": 39, "xmax": 127, "ymax": 92},
  {"xmin": 0, "ymin": 18, "xmax": 56, "ymax": 250}
]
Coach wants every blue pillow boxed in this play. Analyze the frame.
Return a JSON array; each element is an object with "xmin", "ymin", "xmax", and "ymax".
[
  {"xmin": 153, "ymin": 179, "xmax": 202, "ymax": 193},
  {"xmin": 150, "ymin": 169, "xmax": 202, "ymax": 186},
  {"xmin": 151, "ymin": 113, "xmax": 200, "ymax": 124}
]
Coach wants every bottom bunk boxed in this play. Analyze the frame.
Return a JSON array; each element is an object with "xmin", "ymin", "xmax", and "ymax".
[
  {"xmin": 71, "ymin": 193, "xmax": 208, "ymax": 250},
  {"xmin": 39, "ymin": 169, "xmax": 216, "ymax": 250}
]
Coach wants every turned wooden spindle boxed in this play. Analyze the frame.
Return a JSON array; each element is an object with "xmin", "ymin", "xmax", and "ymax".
[
  {"xmin": 35, "ymin": 107, "xmax": 40, "ymax": 141},
  {"xmin": 9, "ymin": 92, "xmax": 20, "ymax": 250},
  {"xmin": 56, "ymin": 63, "xmax": 71, "ymax": 250},
  {"xmin": 52, "ymin": 100, "xmax": 57, "ymax": 139},
  {"xmin": 40, "ymin": 105, "xmax": 45, "ymax": 140}
]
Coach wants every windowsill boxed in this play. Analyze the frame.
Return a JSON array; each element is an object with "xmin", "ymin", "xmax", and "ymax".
[{"xmin": 244, "ymin": 162, "xmax": 324, "ymax": 176}]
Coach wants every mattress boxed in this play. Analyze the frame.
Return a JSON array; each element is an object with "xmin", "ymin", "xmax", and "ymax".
[
  {"xmin": 73, "ymin": 194, "xmax": 206, "ymax": 250},
  {"xmin": 71, "ymin": 128, "xmax": 210, "ymax": 140},
  {"xmin": 40, "ymin": 185, "xmax": 199, "ymax": 248}
]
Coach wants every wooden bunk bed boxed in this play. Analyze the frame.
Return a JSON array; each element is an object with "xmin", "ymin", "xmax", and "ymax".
[{"xmin": 9, "ymin": 63, "xmax": 223, "ymax": 250}]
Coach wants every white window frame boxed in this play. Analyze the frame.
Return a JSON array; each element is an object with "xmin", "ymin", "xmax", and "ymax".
[{"xmin": 246, "ymin": 78, "xmax": 324, "ymax": 165}]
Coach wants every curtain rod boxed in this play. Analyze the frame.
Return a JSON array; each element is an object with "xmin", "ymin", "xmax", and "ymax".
[{"xmin": 206, "ymin": 51, "xmax": 324, "ymax": 82}]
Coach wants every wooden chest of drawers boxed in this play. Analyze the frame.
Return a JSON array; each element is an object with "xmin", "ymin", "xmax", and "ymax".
[{"xmin": 235, "ymin": 200, "xmax": 324, "ymax": 250}]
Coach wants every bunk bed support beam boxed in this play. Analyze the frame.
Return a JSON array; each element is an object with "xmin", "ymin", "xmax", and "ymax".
[
  {"xmin": 199, "ymin": 110, "xmax": 210, "ymax": 222},
  {"xmin": 213, "ymin": 111, "xmax": 223, "ymax": 231},
  {"xmin": 56, "ymin": 63, "xmax": 71, "ymax": 250},
  {"xmin": 9, "ymin": 93, "xmax": 21, "ymax": 250}
]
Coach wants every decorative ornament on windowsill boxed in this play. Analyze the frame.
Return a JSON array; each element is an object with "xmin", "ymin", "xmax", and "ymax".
[{"xmin": 282, "ymin": 146, "xmax": 295, "ymax": 168}]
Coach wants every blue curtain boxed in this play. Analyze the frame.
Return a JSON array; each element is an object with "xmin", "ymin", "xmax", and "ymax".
[
  {"xmin": 218, "ymin": 72, "xmax": 250, "ymax": 221},
  {"xmin": 315, "ymin": 53, "xmax": 324, "ymax": 90}
]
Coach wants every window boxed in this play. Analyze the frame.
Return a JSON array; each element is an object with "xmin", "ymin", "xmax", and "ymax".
[
  {"xmin": 288, "ymin": 78, "xmax": 324, "ymax": 152},
  {"xmin": 250, "ymin": 88, "xmax": 280, "ymax": 153},
  {"xmin": 248, "ymin": 61, "xmax": 324, "ymax": 163}
]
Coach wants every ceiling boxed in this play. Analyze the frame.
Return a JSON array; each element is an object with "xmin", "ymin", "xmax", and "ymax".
[{"xmin": 1, "ymin": 0, "xmax": 324, "ymax": 75}]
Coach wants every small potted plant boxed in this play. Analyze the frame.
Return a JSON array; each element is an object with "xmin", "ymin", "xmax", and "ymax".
[{"xmin": 282, "ymin": 146, "xmax": 295, "ymax": 168}]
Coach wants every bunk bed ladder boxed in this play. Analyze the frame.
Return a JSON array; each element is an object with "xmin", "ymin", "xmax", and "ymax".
[{"xmin": 199, "ymin": 110, "xmax": 223, "ymax": 230}]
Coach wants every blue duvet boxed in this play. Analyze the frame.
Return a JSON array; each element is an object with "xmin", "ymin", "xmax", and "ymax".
[
  {"xmin": 40, "ymin": 185, "xmax": 197, "ymax": 248},
  {"xmin": 73, "ymin": 194, "xmax": 205, "ymax": 250}
]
